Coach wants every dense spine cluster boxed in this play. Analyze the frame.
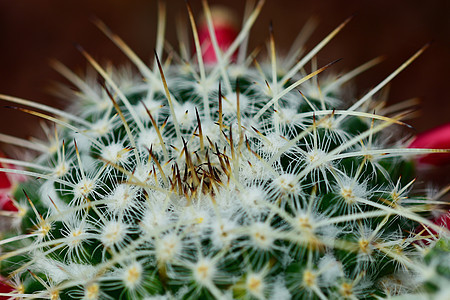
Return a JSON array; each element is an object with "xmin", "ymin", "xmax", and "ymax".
[{"xmin": 0, "ymin": 1, "xmax": 449, "ymax": 299}]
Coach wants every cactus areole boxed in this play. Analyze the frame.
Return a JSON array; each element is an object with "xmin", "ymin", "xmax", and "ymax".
[{"xmin": 0, "ymin": 1, "xmax": 449, "ymax": 299}]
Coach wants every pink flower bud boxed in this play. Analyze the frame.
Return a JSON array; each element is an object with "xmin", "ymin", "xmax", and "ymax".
[
  {"xmin": 0, "ymin": 153, "xmax": 25, "ymax": 212},
  {"xmin": 408, "ymin": 123, "xmax": 450, "ymax": 166},
  {"xmin": 197, "ymin": 6, "xmax": 239, "ymax": 64},
  {"xmin": 416, "ymin": 210, "xmax": 450, "ymax": 242},
  {"xmin": 0, "ymin": 194, "xmax": 17, "ymax": 212},
  {"xmin": 0, "ymin": 170, "xmax": 11, "ymax": 190},
  {"xmin": 0, "ymin": 276, "xmax": 14, "ymax": 299},
  {"xmin": 432, "ymin": 210, "xmax": 450, "ymax": 230},
  {"xmin": 414, "ymin": 210, "xmax": 449, "ymax": 247}
]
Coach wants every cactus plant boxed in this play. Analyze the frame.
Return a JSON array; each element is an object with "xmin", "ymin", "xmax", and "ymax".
[
  {"xmin": 0, "ymin": 1, "xmax": 449, "ymax": 299},
  {"xmin": 389, "ymin": 237, "xmax": 450, "ymax": 300}
]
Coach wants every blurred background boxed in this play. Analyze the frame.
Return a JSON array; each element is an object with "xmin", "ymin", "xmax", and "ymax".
[{"xmin": 0, "ymin": 0, "xmax": 449, "ymax": 184}]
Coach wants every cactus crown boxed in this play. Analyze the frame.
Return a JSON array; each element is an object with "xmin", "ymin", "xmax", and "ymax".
[{"xmin": 0, "ymin": 1, "xmax": 449, "ymax": 299}]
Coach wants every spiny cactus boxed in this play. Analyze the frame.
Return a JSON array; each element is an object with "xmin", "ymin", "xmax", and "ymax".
[
  {"xmin": 0, "ymin": 1, "xmax": 449, "ymax": 299},
  {"xmin": 389, "ymin": 238, "xmax": 450, "ymax": 300}
]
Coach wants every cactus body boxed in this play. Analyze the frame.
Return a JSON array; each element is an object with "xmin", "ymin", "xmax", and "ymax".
[{"xmin": 0, "ymin": 1, "xmax": 449, "ymax": 299}]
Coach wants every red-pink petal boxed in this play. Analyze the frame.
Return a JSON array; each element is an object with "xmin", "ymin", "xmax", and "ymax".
[
  {"xmin": 0, "ymin": 153, "xmax": 24, "ymax": 212},
  {"xmin": 197, "ymin": 6, "xmax": 239, "ymax": 64},
  {"xmin": 0, "ymin": 158, "xmax": 12, "ymax": 190},
  {"xmin": 0, "ymin": 276, "xmax": 14, "ymax": 299},
  {"xmin": 0, "ymin": 171, "xmax": 11, "ymax": 190},
  {"xmin": 432, "ymin": 210, "xmax": 450, "ymax": 230},
  {"xmin": 0, "ymin": 193, "xmax": 17, "ymax": 212},
  {"xmin": 408, "ymin": 123, "xmax": 450, "ymax": 165},
  {"xmin": 0, "ymin": 154, "xmax": 13, "ymax": 189},
  {"xmin": 415, "ymin": 210, "xmax": 450, "ymax": 245}
]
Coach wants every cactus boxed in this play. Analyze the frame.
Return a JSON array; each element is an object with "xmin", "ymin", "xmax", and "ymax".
[
  {"xmin": 389, "ymin": 238, "xmax": 450, "ymax": 300},
  {"xmin": 0, "ymin": 1, "xmax": 449, "ymax": 299}
]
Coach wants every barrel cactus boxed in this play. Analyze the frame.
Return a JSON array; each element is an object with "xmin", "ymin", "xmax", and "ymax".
[{"xmin": 0, "ymin": 1, "xmax": 449, "ymax": 299}]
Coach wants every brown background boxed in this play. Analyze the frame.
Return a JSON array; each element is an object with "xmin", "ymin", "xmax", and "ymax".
[
  {"xmin": 0, "ymin": 0, "xmax": 449, "ymax": 185},
  {"xmin": 1, "ymin": 0, "xmax": 449, "ymax": 135}
]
